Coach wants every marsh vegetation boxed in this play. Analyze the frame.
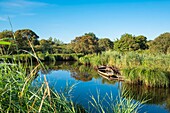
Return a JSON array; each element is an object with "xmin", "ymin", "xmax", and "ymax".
[{"xmin": 0, "ymin": 28, "xmax": 170, "ymax": 112}]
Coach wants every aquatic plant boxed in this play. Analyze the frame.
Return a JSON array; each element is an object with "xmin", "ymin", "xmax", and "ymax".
[
  {"xmin": 88, "ymin": 89, "xmax": 146, "ymax": 113},
  {"xmin": 122, "ymin": 67, "xmax": 169, "ymax": 87}
]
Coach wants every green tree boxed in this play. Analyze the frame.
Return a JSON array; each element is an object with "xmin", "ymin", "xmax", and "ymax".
[
  {"xmin": 135, "ymin": 35, "xmax": 148, "ymax": 50},
  {"xmin": 54, "ymin": 38, "xmax": 64, "ymax": 46},
  {"xmin": 114, "ymin": 34, "xmax": 134, "ymax": 51},
  {"xmin": 149, "ymin": 32, "xmax": 170, "ymax": 54},
  {"xmin": 39, "ymin": 39, "xmax": 53, "ymax": 53},
  {"xmin": 114, "ymin": 33, "xmax": 148, "ymax": 51},
  {"xmin": 48, "ymin": 37, "xmax": 55, "ymax": 45},
  {"xmin": 0, "ymin": 30, "xmax": 13, "ymax": 39},
  {"xmin": 98, "ymin": 38, "xmax": 113, "ymax": 51},
  {"xmin": 0, "ymin": 30, "xmax": 16, "ymax": 54},
  {"xmin": 71, "ymin": 33, "xmax": 98, "ymax": 54},
  {"xmin": 14, "ymin": 29, "xmax": 39, "ymax": 50}
]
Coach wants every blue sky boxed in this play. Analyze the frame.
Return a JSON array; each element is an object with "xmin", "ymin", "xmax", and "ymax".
[{"xmin": 0, "ymin": 0, "xmax": 170, "ymax": 43}]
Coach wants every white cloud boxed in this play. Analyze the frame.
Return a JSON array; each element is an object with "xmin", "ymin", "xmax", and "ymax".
[
  {"xmin": 0, "ymin": 0, "xmax": 49, "ymax": 9},
  {"xmin": 0, "ymin": 0, "xmax": 51, "ymax": 16},
  {"xmin": 0, "ymin": 0, "xmax": 50, "ymax": 17},
  {"xmin": 0, "ymin": 16, "xmax": 7, "ymax": 21}
]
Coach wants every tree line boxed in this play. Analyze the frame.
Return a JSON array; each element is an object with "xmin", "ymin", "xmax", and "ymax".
[{"xmin": 0, "ymin": 29, "xmax": 170, "ymax": 55}]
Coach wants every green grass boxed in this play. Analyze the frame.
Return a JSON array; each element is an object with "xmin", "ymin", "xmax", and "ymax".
[
  {"xmin": 122, "ymin": 67, "xmax": 169, "ymax": 87},
  {"xmin": 0, "ymin": 53, "xmax": 83, "ymax": 62},
  {"xmin": 88, "ymin": 89, "xmax": 146, "ymax": 113},
  {"xmin": 79, "ymin": 51, "xmax": 170, "ymax": 87},
  {"xmin": 0, "ymin": 61, "xmax": 86, "ymax": 113}
]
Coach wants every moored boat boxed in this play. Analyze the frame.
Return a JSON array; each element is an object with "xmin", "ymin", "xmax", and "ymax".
[
  {"xmin": 97, "ymin": 66, "xmax": 114, "ymax": 77},
  {"xmin": 97, "ymin": 66, "xmax": 124, "ymax": 81}
]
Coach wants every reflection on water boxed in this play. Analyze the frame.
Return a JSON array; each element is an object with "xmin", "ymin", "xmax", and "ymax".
[
  {"xmin": 121, "ymin": 84, "xmax": 170, "ymax": 113},
  {"xmin": 32, "ymin": 61, "xmax": 170, "ymax": 113}
]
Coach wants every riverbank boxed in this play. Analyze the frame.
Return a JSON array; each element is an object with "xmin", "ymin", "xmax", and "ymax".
[
  {"xmin": 0, "ymin": 58, "xmax": 146, "ymax": 113},
  {"xmin": 0, "ymin": 53, "xmax": 83, "ymax": 62},
  {"xmin": 79, "ymin": 51, "xmax": 170, "ymax": 88},
  {"xmin": 1, "ymin": 51, "xmax": 170, "ymax": 88}
]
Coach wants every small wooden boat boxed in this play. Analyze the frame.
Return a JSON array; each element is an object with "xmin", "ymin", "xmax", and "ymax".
[
  {"xmin": 97, "ymin": 66, "xmax": 114, "ymax": 77},
  {"xmin": 97, "ymin": 66, "xmax": 124, "ymax": 81}
]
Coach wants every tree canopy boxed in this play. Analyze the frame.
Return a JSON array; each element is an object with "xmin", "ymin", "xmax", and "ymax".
[
  {"xmin": 1, "ymin": 28, "xmax": 170, "ymax": 55},
  {"xmin": 0, "ymin": 30, "xmax": 16, "ymax": 54},
  {"xmin": 0, "ymin": 30, "xmax": 13, "ymax": 40},
  {"xmin": 98, "ymin": 38, "xmax": 113, "ymax": 51},
  {"xmin": 114, "ymin": 33, "xmax": 148, "ymax": 51},
  {"xmin": 149, "ymin": 32, "xmax": 170, "ymax": 54},
  {"xmin": 71, "ymin": 33, "xmax": 98, "ymax": 54},
  {"xmin": 14, "ymin": 29, "xmax": 39, "ymax": 50}
]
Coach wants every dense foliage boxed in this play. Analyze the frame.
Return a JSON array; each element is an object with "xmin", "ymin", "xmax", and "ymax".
[
  {"xmin": 98, "ymin": 38, "xmax": 113, "ymax": 51},
  {"xmin": 114, "ymin": 34, "xmax": 148, "ymax": 51},
  {"xmin": 149, "ymin": 32, "xmax": 170, "ymax": 54},
  {"xmin": 70, "ymin": 33, "xmax": 98, "ymax": 54},
  {"xmin": 14, "ymin": 29, "xmax": 39, "ymax": 49},
  {"xmin": 1, "ymin": 29, "xmax": 170, "ymax": 55},
  {"xmin": 0, "ymin": 30, "xmax": 15, "ymax": 54}
]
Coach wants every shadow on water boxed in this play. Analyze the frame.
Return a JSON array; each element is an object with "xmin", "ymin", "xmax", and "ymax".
[
  {"xmin": 32, "ymin": 61, "xmax": 170, "ymax": 113},
  {"xmin": 121, "ymin": 83, "xmax": 170, "ymax": 112}
]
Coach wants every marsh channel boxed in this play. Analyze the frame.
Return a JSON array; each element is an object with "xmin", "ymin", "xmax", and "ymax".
[{"xmin": 32, "ymin": 61, "xmax": 170, "ymax": 113}]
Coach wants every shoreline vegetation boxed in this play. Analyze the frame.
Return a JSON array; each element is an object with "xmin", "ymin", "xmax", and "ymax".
[
  {"xmin": 0, "ymin": 54, "xmax": 146, "ymax": 113},
  {"xmin": 0, "ymin": 28, "xmax": 170, "ymax": 112},
  {"xmin": 1, "ymin": 50, "xmax": 170, "ymax": 88},
  {"xmin": 0, "ymin": 29, "xmax": 170, "ymax": 88},
  {"xmin": 0, "ymin": 53, "xmax": 83, "ymax": 62},
  {"xmin": 79, "ymin": 51, "xmax": 170, "ymax": 88}
]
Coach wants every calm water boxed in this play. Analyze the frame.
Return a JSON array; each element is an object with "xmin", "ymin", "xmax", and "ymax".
[{"xmin": 32, "ymin": 62, "xmax": 170, "ymax": 113}]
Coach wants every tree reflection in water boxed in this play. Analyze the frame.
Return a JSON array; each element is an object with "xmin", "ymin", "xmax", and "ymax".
[{"xmin": 70, "ymin": 65, "xmax": 93, "ymax": 82}]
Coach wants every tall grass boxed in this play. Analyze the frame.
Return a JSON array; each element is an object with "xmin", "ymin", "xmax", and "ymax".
[
  {"xmin": 88, "ymin": 89, "xmax": 146, "ymax": 113},
  {"xmin": 79, "ymin": 51, "xmax": 170, "ymax": 87},
  {"xmin": 122, "ymin": 67, "xmax": 169, "ymax": 87},
  {"xmin": 0, "ymin": 26, "xmax": 86, "ymax": 112},
  {"xmin": 0, "ymin": 60, "xmax": 87, "ymax": 113},
  {"xmin": 0, "ymin": 53, "xmax": 83, "ymax": 62}
]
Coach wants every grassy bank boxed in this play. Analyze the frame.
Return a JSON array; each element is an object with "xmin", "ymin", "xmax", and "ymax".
[
  {"xmin": 0, "ymin": 62, "xmax": 86, "ymax": 113},
  {"xmin": 0, "ymin": 53, "xmax": 83, "ymax": 62},
  {"xmin": 79, "ymin": 51, "xmax": 170, "ymax": 87}
]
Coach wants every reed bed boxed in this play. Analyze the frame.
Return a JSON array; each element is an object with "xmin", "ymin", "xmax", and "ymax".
[
  {"xmin": 122, "ymin": 67, "xmax": 169, "ymax": 87},
  {"xmin": 79, "ymin": 51, "xmax": 170, "ymax": 87},
  {"xmin": 0, "ymin": 53, "xmax": 83, "ymax": 62},
  {"xmin": 0, "ymin": 61, "xmax": 86, "ymax": 113}
]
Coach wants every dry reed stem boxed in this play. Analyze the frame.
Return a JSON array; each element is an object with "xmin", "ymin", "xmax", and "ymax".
[
  {"xmin": 20, "ymin": 64, "xmax": 40, "ymax": 98},
  {"xmin": 38, "ymin": 88, "xmax": 48, "ymax": 113},
  {"xmin": 44, "ymin": 75, "xmax": 51, "ymax": 104}
]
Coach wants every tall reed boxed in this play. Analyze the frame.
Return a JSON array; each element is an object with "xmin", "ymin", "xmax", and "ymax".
[
  {"xmin": 88, "ymin": 89, "xmax": 146, "ymax": 113},
  {"xmin": 79, "ymin": 51, "xmax": 170, "ymax": 87}
]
